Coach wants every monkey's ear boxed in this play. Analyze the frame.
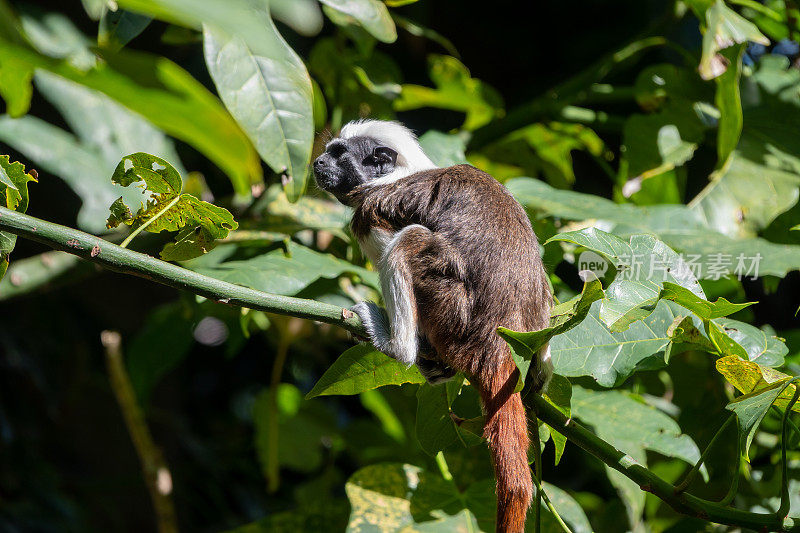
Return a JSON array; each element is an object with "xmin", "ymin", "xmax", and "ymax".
[{"xmin": 373, "ymin": 146, "xmax": 397, "ymax": 165}]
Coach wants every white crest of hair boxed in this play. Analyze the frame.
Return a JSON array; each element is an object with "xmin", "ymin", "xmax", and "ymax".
[{"xmin": 339, "ymin": 120, "xmax": 438, "ymax": 186}]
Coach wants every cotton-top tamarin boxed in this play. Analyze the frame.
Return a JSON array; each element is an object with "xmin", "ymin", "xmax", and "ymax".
[{"xmin": 313, "ymin": 120, "xmax": 552, "ymax": 533}]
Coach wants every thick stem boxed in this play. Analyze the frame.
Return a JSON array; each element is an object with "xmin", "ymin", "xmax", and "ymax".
[{"xmin": 0, "ymin": 207, "xmax": 365, "ymax": 336}]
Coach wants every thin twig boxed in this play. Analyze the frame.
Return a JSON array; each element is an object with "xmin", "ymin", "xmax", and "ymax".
[
  {"xmin": 102, "ymin": 331, "xmax": 178, "ymax": 533},
  {"xmin": 675, "ymin": 415, "xmax": 735, "ymax": 494}
]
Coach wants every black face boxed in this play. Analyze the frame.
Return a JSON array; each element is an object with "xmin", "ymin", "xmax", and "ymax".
[{"xmin": 313, "ymin": 136, "xmax": 397, "ymax": 202}]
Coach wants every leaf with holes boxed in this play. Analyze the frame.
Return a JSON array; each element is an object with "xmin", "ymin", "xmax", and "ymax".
[
  {"xmin": 0, "ymin": 155, "xmax": 37, "ymax": 280},
  {"xmin": 106, "ymin": 152, "xmax": 237, "ymax": 260}
]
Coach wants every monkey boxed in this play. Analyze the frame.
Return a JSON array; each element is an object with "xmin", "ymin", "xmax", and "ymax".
[{"xmin": 313, "ymin": 120, "xmax": 553, "ymax": 533}]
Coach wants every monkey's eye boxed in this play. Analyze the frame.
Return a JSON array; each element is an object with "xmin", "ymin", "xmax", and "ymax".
[{"xmin": 327, "ymin": 144, "xmax": 346, "ymax": 158}]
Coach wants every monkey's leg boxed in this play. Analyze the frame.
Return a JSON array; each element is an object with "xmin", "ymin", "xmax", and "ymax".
[
  {"xmin": 416, "ymin": 335, "xmax": 457, "ymax": 385},
  {"xmin": 352, "ymin": 224, "xmax": 432, "ymax": 368}
]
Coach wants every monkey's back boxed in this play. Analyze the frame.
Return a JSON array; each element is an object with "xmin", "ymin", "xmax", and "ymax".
[{"xmin": 350, "ymin": 164, "xmax": 551, "ymax": 373}]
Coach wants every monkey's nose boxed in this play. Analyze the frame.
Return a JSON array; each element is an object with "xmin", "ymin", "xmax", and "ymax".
[{"xmin": 313, "ymin": 158, "xmax": 327, "ymax": 172}]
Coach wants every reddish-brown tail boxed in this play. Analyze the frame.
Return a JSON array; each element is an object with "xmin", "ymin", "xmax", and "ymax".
[{"xmin": 476, "ymin": 359, "xmax": 532, "ymax": 533}]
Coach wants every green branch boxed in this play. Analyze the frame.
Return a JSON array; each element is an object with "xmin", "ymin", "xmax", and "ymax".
[
  {"xmin": 3, "ymin": 206, "xmax": 800, "ymax": 531},
  {"xmin": 0, "ymin": 206, "xmax": 364, "ymax": 336},
  {"xmin": 526, "ymin": 394, "xmax": 800, "ymax": 532}
]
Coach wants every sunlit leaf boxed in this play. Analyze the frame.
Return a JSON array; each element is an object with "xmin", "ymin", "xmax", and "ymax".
[
  {"xmin": 306, "ymin": 344, "xmax": 424, "ymax": 399},
  {"xmin": 107, "ymin": 152, "xmax": 237, "ymax": 259},
  {"xmin": 203, "ymin": 3, "xmax": 313, "ymax": 201},
  {"xmin": 699, "ymin": 0, "xmax": 768, "ymax": 80},
  {"xmin": 319, "ymin": 0, "xmax": 396, "ymax": 43},
  {"xmin": 659, "ymin": 281, "xmax": 753, "ymax": 320},
  {"xmin": 0, "ymin": 155, "xmax": 36, "ymax": 280},
  {"xmin": 394, "ymin": 55, "xmax": 503, "ymax": 130}
]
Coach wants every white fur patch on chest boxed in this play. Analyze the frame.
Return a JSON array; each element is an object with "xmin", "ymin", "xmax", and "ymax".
[{"xmin": 359, "ymin": 227, "xmax": 395, "ymax": 266}]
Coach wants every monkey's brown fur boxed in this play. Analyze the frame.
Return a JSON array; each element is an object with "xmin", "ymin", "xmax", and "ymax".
[{"xmin": 349, "ymin": 164, "xmax": 552, "ymax": 532}]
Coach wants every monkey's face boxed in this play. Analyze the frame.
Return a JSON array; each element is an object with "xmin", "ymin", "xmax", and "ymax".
[{"xmin": 313, "ymin": 136, "xmax": 398, "ymax": 202}]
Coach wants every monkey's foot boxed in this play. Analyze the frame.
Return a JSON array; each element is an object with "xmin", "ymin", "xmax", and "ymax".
[
  {"xmin": 351, "ymin": 301, "xmax": 392, "ymax": 353},
  {"xmin": 416, "ymin": 356, "xmax": 457, "ymax": 385}
]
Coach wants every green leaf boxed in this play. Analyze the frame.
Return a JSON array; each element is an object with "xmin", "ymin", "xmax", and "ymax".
[
  {"xmin": 108, "ymin": 152, "xmax": 238, "ymax": 259},
  {"xmin": 543, "ymin": 374, "xmax": 572, "ymax": 465},
  {"xmin": 203, "ymin": 5, "xmax": 313, "ymax": 201},
  {"xmin": 186, "ymin": 241, "xmax": 378, "ymax": 296},
  {"xmin": 306, "ymin": 344, "xmax": 424, "ymax": 399},
  {"xmin": 345, "ymin": 463, "xmax": 420, "ymax": 531},
  {"xmin": 127, "ymin": 301, "xmax": 194, "ymax": 403},
  {"xmin": 714, "ymin": 321, "xmax": 788, "ymax": 367},
  {"xmin": 319, "ymin": 0, "xmax": 396, "ymax": 43},
  {"xmin": 224, "ymin": 502, "xmax": 348, "ymax": 533},
  {"xmin": 508, "ymin": 177, "xmax": 800, "ymax": 278},
  {"xmin": 715, "ymin": 44, "xmax": 745, "ymax": 165},
  {"xmin": 690, "ymin": 57, "xmax": 800, "ymax": 238},
  {"xmin": 0, "ymin": 37, "xmax": 261, "ymax": 196},
  {"xmin": 725, "ymin": 379, "xmax": 791, "ymax": 458},
  {"xmin": 252, "ymin": 184, "xmax": 350, "ymax": 237},
  {"xmin": 270, "ymin": 0, "xmax": 324, "ymax": 37},
  {"xmin": 571, "ymin": 386, "xmax": 704, "ymax": 523},
  {"xmin": 699, "ymin": 0, "xmax": 768, "ymax": 80},
  {"xmin": 0, "ymin": 155, "xmax": 36, "ymax": 280},
  {"xmin": 415, "ymin": 383, "xmax": 459, "ymax": 455},
  {"xmin": 98, "ymin": 8, "xmax": 153, "ymax": 51},
  {"xmin": 549, "ymin": 299, "xmax": 688, "ymax": 387},
  {"xmin": 498, "ymin": 276, "xmax": 603, "ymax": 384},
  {"xmin": 659, "ymin": 281, "xmax": 753, "ymax": 320},
  {"xmin": 547, "ymin": 229, "xmax": 704, "ymax": 332},
  {"xmin": 418, "ymin": 131, "xmax": 467, "ymax": 168},
  {"xmin": 0, "ymin": 53, "xmax": 33, "ymax": 117},
  {"xmin": 254, "ymin": 385, "xmax": 340, "ymax": 474},
  {"xmin": 394, "ymin": 55, "xmax": 503, "ymax": 130}
]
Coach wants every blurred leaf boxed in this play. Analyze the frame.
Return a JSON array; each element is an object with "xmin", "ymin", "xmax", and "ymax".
[
  {"xmin": 392, "ymin": 15, "xmax": 459, "ymax": 57},
  {"xmin": 186, "ymin": 241, "xmax": 378, "ymax": 296},
  {"xmin": 508, "ymin": 177, "xmax": 800, "ymax": 277},
  {"xmin": 499, "ymin": 276, "xmax": 603, "ymax": 385},
  {"xmin": 251, "ymin": 184, "xmax": 350, "ymax": 237},
  {"xmin": 0, "ymin": 251, "xmax": 89, "ymax": 300},
  {"xmin": 20, "ymin": 11, "xmax": 95, "ymax": 69},
  {"xmin": 699, "ymin": 0, "xmax": 768, "ymax": 80},
  {"xmin": 360, "ymin": 389, "xmax": 406, "ymax": 442},
  {"xmin": 319, "ymin": 0, "xmax": 396, "ymax": 43},
  {"xmin": 0, "ymin": 36, "xmax": 261, "ymax": 196},
  {"xmin": 306, "ymin": 344, "xmax": 424, "ymax": 399},
  {"xmin": 127, "ymin": 301, "xmax": 194, "ymax": 403},
  {"xmin": 715, "ymin": 44, "xmax": 744, "ymax": 166},
  {"xmin": 572, "ymin": 386, "xmax": 704, "ymax": 522},
  {"xmin": 690, "ymin": 57, "xmax": 800, "ymax": 238},
  {"xmin": 398, "ymin": 509, "xmax": 479, "ymax": 532},
  {"xmin": 254, "ymin": 385, "xmax": 340, "ymax": 474},
  {"xmin": 416, "ymin": 383, "xmax": 459, "ymax": 455},
  {"xmin": 98, "ymin": 8, "xmax": 153, "ymax": 51},
  {"xmin": 0, "ymin": 155, "xmax": 36, "ymax": 280},
  {"xmin": 224, "ymin": 502, "xmax": 349, "ymax": 533},
  {"xmin": 510, "ymin": 122, "xmax": 603, "ymax": 187},
  {"xmin": 107, "ymin": 152, "xmax": 238, "ymax": 260},
  {"xmin": 394, "ymin": 55, "xmax": 503, "ymax": 130},
  {"xmin": 270, "ymin": 0, "xmax": 323, "ymax": 37},
  {"xmin": 203, "ymin": 2, "xmax": 313, "ymax": 201},
  {"xmin": 345, "ymin": 463, "xmax": 420, "ymax": 531},
  {"xmin": 418, "ymin": 131, "xmax": 467, "ymax": 167},
  {"xmin": 0, "ymin": 54, "xmax": 33, "ymax": 117}
]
